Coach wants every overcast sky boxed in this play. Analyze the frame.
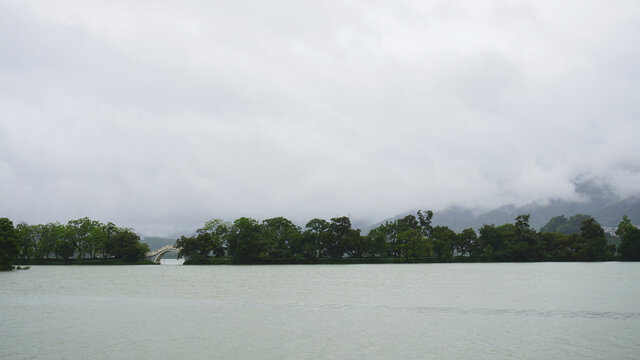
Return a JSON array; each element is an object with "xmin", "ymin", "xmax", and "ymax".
[{"xmin": 1, "ymin": 0, "xmax": 639, "ymax": 235}]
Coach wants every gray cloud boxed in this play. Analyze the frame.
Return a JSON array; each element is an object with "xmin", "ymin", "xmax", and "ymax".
[{"xmin": 1, "ymin": 0, "xmax": 639, "ymax": 234}]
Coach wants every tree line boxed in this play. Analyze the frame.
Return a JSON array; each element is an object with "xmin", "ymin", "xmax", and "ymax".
[
  {"xmin": 176, "ymin": 211, "xmax": 640, "ymax": 264},
  {"xmin": 0, "ymin": 217, "xmax": 150, "ymax": 270},
  {"xmin": 2, "ymin": 211, "xmax": 640, "ymax": 270}
]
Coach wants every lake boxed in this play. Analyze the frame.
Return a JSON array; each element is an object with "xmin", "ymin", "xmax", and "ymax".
[{"xmin": 1, "ymin": 263, "xmax": 639, "ymax": 359}]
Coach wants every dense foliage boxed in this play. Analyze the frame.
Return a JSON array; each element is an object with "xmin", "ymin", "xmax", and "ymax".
[
  {"xmin": 3, "ymin": 212, "xmax": 638, "ymax": 268},
  {"xmin": 617, "ymin": 216, "xmax": 640, "ymax": 260},
  {"xmin": 175, "ymin": 211, "xmax": 638, "ymax": 264},
  {"xmin": 0, "ymin": 218, "xmax": 19, "ymax": 270},
  {"xmin": 1, "ymin": 217, "xmax": 149, "ymax": 265}
]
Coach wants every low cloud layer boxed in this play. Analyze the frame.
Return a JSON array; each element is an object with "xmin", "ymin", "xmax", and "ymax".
[{"xmin": 1, "ymin": 1, "xmax": 639, "ymax": 234}]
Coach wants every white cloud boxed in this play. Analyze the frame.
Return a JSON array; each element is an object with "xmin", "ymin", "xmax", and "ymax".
[{"xmin": 1, "ymin": 0, "xmax": 639, "ymax": 234}]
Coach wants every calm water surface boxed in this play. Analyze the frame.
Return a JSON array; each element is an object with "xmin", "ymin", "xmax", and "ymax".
[{"xmin": 1, "ymin": 263, "xmax": 639, "ymax": 359}]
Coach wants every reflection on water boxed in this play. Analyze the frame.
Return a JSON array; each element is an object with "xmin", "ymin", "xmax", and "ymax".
[
  {"xmin": 159, "ymin": 258, "xmax": 184, "ymax": 265},
  {"xmin": 1, "ymin": 263, "xmax": 639, "ymax": 359}
]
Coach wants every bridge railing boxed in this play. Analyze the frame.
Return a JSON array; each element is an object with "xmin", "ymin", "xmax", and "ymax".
[{"xmin": 146, "ymin": 245, "xmax": 179, "ymax": 257}]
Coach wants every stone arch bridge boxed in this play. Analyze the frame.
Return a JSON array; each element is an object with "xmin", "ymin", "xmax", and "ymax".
[{"xmin": 145, "ymin": 245, "xmax": 187, "ymax": 264}]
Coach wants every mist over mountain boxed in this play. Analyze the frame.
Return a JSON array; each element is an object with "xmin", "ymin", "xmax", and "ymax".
[
  {"xmin": 138, "ymin": 179, "xmax": 640, "ymax": 248},
  {"xmin": 365, "ymin": 179, "xmax": 640, "ymax": 233}
]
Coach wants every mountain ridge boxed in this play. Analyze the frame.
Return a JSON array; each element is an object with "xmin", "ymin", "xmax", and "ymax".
[{"xmin": 363, "ymin": 180, "xmax": 640, "ymax": 233}]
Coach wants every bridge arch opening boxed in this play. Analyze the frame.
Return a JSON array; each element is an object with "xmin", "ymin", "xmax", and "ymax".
[
  {"xmin": 154, "ymin": 248, "xmax": 180, "ymax": 264},
  {"xmin": 158, "ymin": 250, "xmax": 178, "ymax": 259},
  {"xmin": 146, "ymin": 245, "xmax": 184, "ymax": 264}
]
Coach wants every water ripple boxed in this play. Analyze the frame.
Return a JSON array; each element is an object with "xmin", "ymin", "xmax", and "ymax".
[{"xmin": 258, "ymin": 301, "xmax": 640, "ymax": 320}]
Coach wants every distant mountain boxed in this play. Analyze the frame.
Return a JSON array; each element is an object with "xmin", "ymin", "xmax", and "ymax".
[{"xmin": 364, "ymin": 180, "xmax": 640, "ymax": 233}]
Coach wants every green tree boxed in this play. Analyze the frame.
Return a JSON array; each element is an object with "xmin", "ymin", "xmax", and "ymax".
[
  {"xmin": 581, "ymin": 217, "xmax": 608, "ymax": 261},
  {"xmin": 365, "ymin": 210, "xmax": 433, "ymax": 258},
  {"xmin": 417, "ymin": 210, "xmax": 434, "ymax": 237},
  {"xmin": 226, "ymin": 217, "xmax": 268, "ymax": 263},
  {"xmin": 67, "ymin": 218, "xmax": 97, "ymax": 259},
  {"xmin": 325, "ymin": 216, "xmax": 353, "ymax": 260},
  {"xmin": 15, "ymin": 223, "xmax": 36, "ymax": 262},
  {"xmin": 297, "ymin": 231, "xmax": 321, "ymax": 259},
  {"xmin": 393, "ymin": 215, "xmax": 422, "ymax": 256},
  {"xmin": 175, "ymin": 235, "xmax": 209, "ymax": 261},
  {"xmin": 87, "ymin": 225, "xmax": 108, "ymax": 259},
  {"xmin": 103, "ymin": 222, "xmax": 120, "ymax": 258},
  {"xmin": 200, "ymin": 219, "xmax": 231, "ymax": 257},
  {"xmin": 262, "ymin": 217, "xmax": 301, "ymax": 259},
  {"xmin": 366, "ymin": 226, "xmax": 391, "ymax": 257},
  {"xmin": 456, "ymin": 228, "xmax": 477, "ymax": 257},
  {"xmin": 558, "ymin": 233, "xmax": 588, "ymax": 260},
  {"xmin": 397, "ymin": 228, "xmax": 431, "ymax": 259},
  {"xmin": 55, "ymin": 225, "xmax": 75, "ymax": 261},
  {"xmin": 303, "ymin": 218, "xmax": 330, "ymax": 259},
  {"xmin": 477, "ymin": 224, "xmax": 505, "ymax": 260},
  {"xmin": 38, "ymin": 223, "xmax": 59, "ymax": 260},
  {"xmin": 0, "ymin": 218, "xmax": 19, "ymax": 270},
  {"xmin": 616, "ymin": 216, "xmax": 640, "ymax": 260},
  {"xmin": 368, "ymin": 221, "xmax": 400, "ymax": 256},
  {"xmin": 616, "ymin": 215, "xmax": 635, "ymax": 239},
  {"xmin": 431, "ymin": 226, "xmax": 456, "ymax": 260},
  {"xmin": 342, "ymin": 228, "xmax": 366, "ymax": 258},
  {"xmin": 175, "ymin": 219, "xmax": 232, "ymax": 262},
  {"xmin": 538, "ymin": 231, "xmax": 565, "ymax": 260},
  {"xmin": 109, "ymin": 229, "xmax": 149, "ymax": 262},
  {"xmin": 512, "ymin": 214, "xmax": 540, "ymax": 261},
  {"xmin": 397, "ymin": 215, "xmax": 419, "ymax": 233}
]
